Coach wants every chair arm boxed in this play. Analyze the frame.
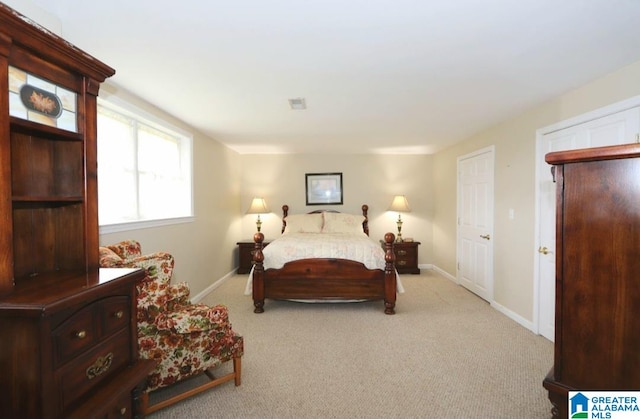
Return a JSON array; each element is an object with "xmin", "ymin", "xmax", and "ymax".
[
  {"xmin": 165, "ymin": 281, "xmax": 192, "ymax": 305},
  {"xmin": 154, "ymin": 304, "xmax": 232, "ymax": 334},
  {"xmin": 120, "ymin": 252, "xmax": 175, "ymax": 285}
]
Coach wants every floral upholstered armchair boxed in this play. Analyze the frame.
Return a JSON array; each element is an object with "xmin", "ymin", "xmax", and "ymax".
[{"xmin": 99, "ymin": 240, "xmax": 243, "ymax": 415}]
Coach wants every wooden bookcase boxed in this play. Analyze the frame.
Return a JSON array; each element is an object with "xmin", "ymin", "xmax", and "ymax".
[
  {"xmin": 0, "ymin": 4, "xmax": 108, "ymax": 290},
  {"xmin": 0, "ymin": 5, "xmax": 155, "ymax": 418}
]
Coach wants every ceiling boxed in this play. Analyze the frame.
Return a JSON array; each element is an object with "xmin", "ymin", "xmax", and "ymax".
[{"xmin": 21, "ymin": 0, "xmax": 640, "ymax": 154}]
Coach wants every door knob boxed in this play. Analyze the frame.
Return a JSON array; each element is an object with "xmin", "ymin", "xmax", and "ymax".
[
  {"xmin": 480, "ymin": 234, "xmax": 490, "ymax": 240},
  {"xmin": 538, "ymin": 246, "xmax": 549, "ymax": 255}
]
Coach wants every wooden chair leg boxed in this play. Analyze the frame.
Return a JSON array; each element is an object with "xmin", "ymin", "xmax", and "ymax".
[
  {"xmin": 233, "ymin": 356, "xmax": 242, "ymax": 386},
  {"xmin": 139, "ymin": 391, "xmax": 150, "ymax": 416},
  {"xmin": 142, "ymin": 357, "xmax": 242, "ymax": 415}
]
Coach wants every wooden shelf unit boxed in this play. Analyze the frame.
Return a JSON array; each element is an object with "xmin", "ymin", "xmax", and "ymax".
[{"xmin": 0, "ymin": 4, "xmax": 155, "ymax": 418}]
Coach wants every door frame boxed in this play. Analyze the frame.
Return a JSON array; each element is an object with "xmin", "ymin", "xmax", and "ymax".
[{"xmin": 533, "ymin": 94, "xmax": 640, "ymax": 337}]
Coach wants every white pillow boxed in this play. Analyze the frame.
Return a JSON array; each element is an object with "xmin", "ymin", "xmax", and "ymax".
[
  {"xmin": 283, "ymin": 213, "xmax": 323, "ymax": 234},
  {"xmin": 322, "ymin": 212, "xmax": 365, "ymax": 234}
]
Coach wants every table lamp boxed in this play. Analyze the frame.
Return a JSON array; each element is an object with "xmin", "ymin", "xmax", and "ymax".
[
  {"xmin": 246, "ymin": 197, "xmax": 269, "ymax": 232},
  {"xmin": 388, "ymin": 195, "xmax": 411, "ymax": 242}
]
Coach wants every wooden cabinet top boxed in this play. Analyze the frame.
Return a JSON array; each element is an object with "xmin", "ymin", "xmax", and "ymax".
[
  {"xmin": 380, "ymin": 240, "xmax": 421, "ymax": 246},
  {"xmin": 237, "ymin": 240, "xmax": 271, "ymax": 245},
  {"xmin": 0, "ymin": 268, "xmax": 143, "ymax": 315},
  {"xmin": 546, "ymin": 143, "xmax": 640, "ymax": 165}
]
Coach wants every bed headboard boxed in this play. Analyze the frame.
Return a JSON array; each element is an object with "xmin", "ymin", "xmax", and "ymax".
[{"xmin": 281, "ymin": 204, "xmax": 370, "ymax": 236}]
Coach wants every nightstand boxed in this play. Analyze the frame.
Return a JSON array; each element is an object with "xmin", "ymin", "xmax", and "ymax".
[
  {"xmin": 390, "ymin": 241, "xmax": 421, "ymax": 274},
  {"xmin": 236, "ymin": 240, "xmax": 270, "ymax": 274}
]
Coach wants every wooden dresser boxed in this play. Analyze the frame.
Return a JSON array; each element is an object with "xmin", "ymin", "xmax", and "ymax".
[
  {"xmin": 0, "ymin": 269, "xmax": 154, "ymax": 418},
  {"xmin": 392, "ymin": 241, "xmax": 420, "ymax": 274},
  {"xmin": 0, "ymin": 5, "xmax": 154, "ymax": 418},
  {"xmin": 380, "ymin": 240, "xmax": 421, "ymax": 274},
  {"xmin": 542, "ymin": 143, "xmax": 640, "ymax": 419}
]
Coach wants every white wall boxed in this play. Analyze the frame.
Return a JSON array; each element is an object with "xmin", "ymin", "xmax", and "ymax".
[
  {"xmin": 98, "ymin": 83, "xmax": 243, "ymax": 298},
  {"xmin": 239, "ymin": 153, "xmax": 435, "ymax": 266},
  {"xmin": 432, "ymin": 58, "xmax": 640, "ymax": 327}
]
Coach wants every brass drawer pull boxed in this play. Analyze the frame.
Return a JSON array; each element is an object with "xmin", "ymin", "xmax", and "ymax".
[
  {"xmin": 76, "ymin": 330, "xmax": 87, "ymax": 339},
  {"xmin": 397, "ymin": 261, "xmax": 407, "ymax": 266},
  {"xmin": 115, "ymin": 310, "xmax": 124, "ymax": 319},
  {"xmin": 397, "ymin": 250, "xmax": 407, "ymax": 256},
  {"xmin": 86, "ymin": 352, "xmax": 113, "ymax": 379},
  {"xmin": 119, "ymin": 407, "xmax": 127, "ymax": 415}
]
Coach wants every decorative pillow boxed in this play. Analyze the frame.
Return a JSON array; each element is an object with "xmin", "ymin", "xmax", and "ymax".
[
  {"xmin": 283, "ymin": 213, "xmax": 324, "ymax": 234},
  {"xmin": 322, "ymin": 212, "xmax": 365, "ymax": 234}
]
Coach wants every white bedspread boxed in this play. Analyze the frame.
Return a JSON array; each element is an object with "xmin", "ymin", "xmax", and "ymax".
[
  {"xmin": 243, "ymin": 232, "xmax": 405, "ymax": 295},
  {"xmin": 262, "ymin": 232, "xmax": 387, "ymax": 270}
]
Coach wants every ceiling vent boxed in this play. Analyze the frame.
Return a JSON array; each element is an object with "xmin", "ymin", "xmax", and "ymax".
[{"xmin": 288, "ymin": 97, "xmax": 307, "ymax": 110}]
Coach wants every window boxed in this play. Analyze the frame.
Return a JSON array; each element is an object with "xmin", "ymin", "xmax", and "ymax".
[{"xmin": 97, "ymin": 99, "xmax": 193, "ymax": 233}]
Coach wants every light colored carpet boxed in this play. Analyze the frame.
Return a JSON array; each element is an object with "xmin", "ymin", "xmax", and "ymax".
[{"xmin": 148, "ymin": 271, "xmax": 553, "ymax": 419}]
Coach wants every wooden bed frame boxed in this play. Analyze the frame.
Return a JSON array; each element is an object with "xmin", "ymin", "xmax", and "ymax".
[{"xmin": 251, "ymin": 204, "xmax": 397, "ymax": 314}]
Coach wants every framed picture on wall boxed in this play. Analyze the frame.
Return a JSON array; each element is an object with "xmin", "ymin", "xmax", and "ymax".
[{"xmin": 305, "ymin": 172, "xmax": 343, "ymax": 205}]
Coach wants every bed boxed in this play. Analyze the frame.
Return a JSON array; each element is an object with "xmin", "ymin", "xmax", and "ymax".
[{"xmin": 249, "ymin": 204, "xmax": 399, "ymax": 314}]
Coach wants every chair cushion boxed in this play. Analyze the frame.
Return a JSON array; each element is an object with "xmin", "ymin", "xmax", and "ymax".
[{"xmin": 154, "ymin": 304, "xmax": 232, "ymax": 333}]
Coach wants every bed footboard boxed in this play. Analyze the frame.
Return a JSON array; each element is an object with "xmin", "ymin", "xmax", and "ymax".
[{"xmin": 251, "ymin": 232, "xmax": 397, "ymax": 314}]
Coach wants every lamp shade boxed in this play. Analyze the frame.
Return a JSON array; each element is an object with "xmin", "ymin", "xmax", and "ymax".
[
  {"xmin": 246, "ymin": 197, "xmax": 269, "ymax": 214},
  {"xmin": 388, "ymin": 195, "xmax": 411, "ymax": 213}
]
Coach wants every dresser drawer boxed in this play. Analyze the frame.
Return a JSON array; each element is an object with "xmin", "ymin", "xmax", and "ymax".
[
  {"xmin": 52, "ymin": 296, "xmax": 131, "ymax": 367},
  {"xmin": 52, "ymin": 305, "xmax": 99, "ymax": 367},
  {"xmin": 58, "ymin": 329, "xmax": 131, "ymax": 411},
  {"xmin": 395, "ymin": 249, "xmax": 417, "ymax": 267},
  {"xmin": 107, "ymin": 393, "xmax": 133, "ymax": 419},
  {"xmin": 101, "ymin": 296, "xmax": 130, "ymax": 337}
]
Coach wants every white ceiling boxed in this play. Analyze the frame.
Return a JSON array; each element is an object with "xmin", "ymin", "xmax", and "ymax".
[{"xmin": 21, "ymin": 0, "xmax": 640, "ymax": 154}]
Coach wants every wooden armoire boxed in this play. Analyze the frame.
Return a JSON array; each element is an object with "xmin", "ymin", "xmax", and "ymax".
[
  {"xmin": 0, "ymin": 4, "xmax": 155, "ymax": 418},
  {"xmin": 542, "ymin": 143, "xmax": 640, "ymax": 419}
]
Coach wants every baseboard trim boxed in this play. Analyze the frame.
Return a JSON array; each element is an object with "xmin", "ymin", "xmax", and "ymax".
[
  {"xmin": 429, "ymin": 264, "xmax": 536, "ymax": 334},
  {"xmin": 491, "ymin": 300, "xmax": 535, "ymax": 333},
  {"xmin": 430, "ymin": 265, "xmax": 457, "ymax": 283},
  {"xmin": 191, "ymin": 269, "xmax": 236, "ymax": 303}
]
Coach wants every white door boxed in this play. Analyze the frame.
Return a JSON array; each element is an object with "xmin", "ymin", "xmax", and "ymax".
[
  {"xmin": 457, "ymin": 146, "xmax": 494, "ymax": 301},
  {"xmin": 536, "ymin": 106, "xmax": 640, "ymax": 341}
]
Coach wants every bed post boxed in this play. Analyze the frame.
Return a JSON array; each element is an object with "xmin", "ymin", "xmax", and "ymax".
[
  {"xmin": 383, "ymin": 232, "xmax": 396, "ymax": 315},
  {"xmin": 361, "ymin": 204, "xmax": 369, "ymax": 236},
  {"xmin": 281, "ymin": 204, "xmax": 289, "ymax": 234},
  {"xmin": 252, "ymin": 232, "xmax": 265, "ymax": 313}
]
